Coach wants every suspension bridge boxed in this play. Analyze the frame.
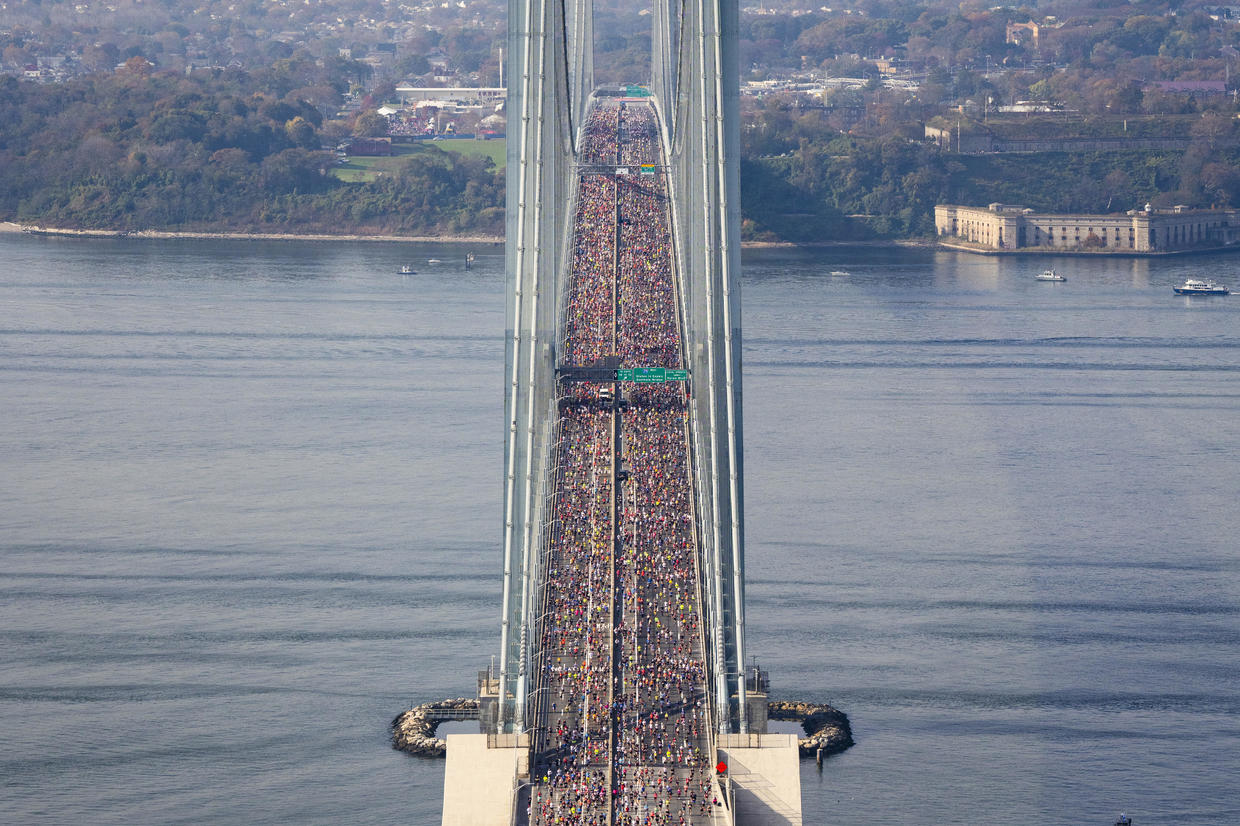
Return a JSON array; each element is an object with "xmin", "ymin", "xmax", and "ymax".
[{"xmin": 439, "ymin": 0, "xmax": 803, "ymax": 822}]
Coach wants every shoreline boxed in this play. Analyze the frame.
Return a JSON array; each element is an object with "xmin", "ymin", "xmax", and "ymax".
[
  {"xmin": 1, "ymin": 222, "xmax": 504, "ymax": 246},
  {"xmin": 3, "ymin": 221, "xmax": 935, "ymax": 249},
  {"xmin": 13, "ymin": 221, "xmax": 1240, "ymax": 256},
  {"xmin": 746, "ymin": 237, "xmax": 937, "ymax": 249},
  {"xmin": 937, "ymin": 239, "xmax": 1240, "ymax": 257}
]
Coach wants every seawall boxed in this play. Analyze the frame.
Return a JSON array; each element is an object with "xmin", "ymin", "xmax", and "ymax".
[{"xmin": 938, "ymin": 240, "xmax": 1240, "ymax": 258}]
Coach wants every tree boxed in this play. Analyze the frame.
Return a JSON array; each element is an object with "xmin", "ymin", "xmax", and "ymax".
[
  {"xmin": 284, "ymin": 116, "xmax": 318, "ymax": 148},
  {"xmin": 395, "ymin": 54, "xmax": 431, "ymax": 78},
  {"xmin": 1113, "ymin": 82, "xmax": 1144, "ymax": 113},
  {"xmin": 1110, "ymin": 16, "xmax": 1171, "ymax": 56},
  {"xmin": 259, "ymin": 99, "xmax": 300, "ymax": 124},
  {"xmin": 1102, "ymin": 169, "xmax": 1134, "ymax": 211},
  {"xmin": 3, "ymin": 45, "xmax": 31, "ymax": 69},
  {"xmin": 146, "ymin": 109, "xmax": 206, "ymax": 142},
  {"xmin": 1201, "ymin": 161, "xmax": 1240, "ymax": 206},
  {"xmin": 353, "ymin": 110, "xmax": 388, "ymax": 137},
  {"xmin": 1191, "ymin": 111, "xmax": 1234, "ymax": 151},
  {"xmin": 288, "ymin": 85, "xmax": 343, "ymax": 119},
  {"xmin": 260, "ymin": 148, "xmax": 330, "ymax": 195},
  {"xmin": 81, "ymin": 43, "xmax": 121, "ymax": 73},
  {"xmin": 122, "ymin": 56, "xmax": 154, "ymax": 76}
]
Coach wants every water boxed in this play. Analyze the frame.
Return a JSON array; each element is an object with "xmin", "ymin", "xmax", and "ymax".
[{"xmin": 2, "ymin": 234, "xmax": 1237, "ymax": 825}]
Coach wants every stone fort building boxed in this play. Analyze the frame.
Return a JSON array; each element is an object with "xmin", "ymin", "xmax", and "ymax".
[{"xmin": 935, "ymin": 203, "xmax": 1240, "ymax": 253}]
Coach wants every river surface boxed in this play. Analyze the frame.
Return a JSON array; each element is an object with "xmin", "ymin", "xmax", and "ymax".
[{"xmin": 2, "ymin": 233, "xmax": 1238, "ymax": 825}]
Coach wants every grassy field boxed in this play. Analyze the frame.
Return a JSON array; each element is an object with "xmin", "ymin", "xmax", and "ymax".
[
  {"xmin": 331, "ymin": 138, "xmax": 506, "ymax": 183},
  {"xmin": 432, "ymin": 138, "xmax": 506, "ymax": 167}
]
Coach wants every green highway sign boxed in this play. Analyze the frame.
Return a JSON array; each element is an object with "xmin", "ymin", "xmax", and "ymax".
[
  {"xmin": 613, "ymin": 367, "xmax": 689, "ymax": 383},
  {"xmin": 634, "ymin": 367, "xmax": 665, "ymax": 383}
]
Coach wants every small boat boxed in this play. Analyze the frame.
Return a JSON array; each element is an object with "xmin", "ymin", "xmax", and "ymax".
[
  {"xmin": 828, "ymin": 270, "xmax": 850, "ymax": 277},
  {"xmin": 1173, "ymin": 279, "xmax": 1229, "ymax": 295},
  {"xmin": 1035, "ymin": 269, "xmax": 1066, "ymax": 281},
  {"xmin": 1115, "ymin": 815, "xmax": 1132, "ymax": 826},
  {"xmin": 427, "ymin": 258, "xmax": 443, "ymax": 264},
  {"xmin": 399, "ymin": 265, "xmax": 417, "ymax": 275}
]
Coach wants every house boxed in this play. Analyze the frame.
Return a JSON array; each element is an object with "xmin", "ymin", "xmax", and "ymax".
[{"xmin": 347, "ymin": 138, "xmax": 393, "ymax": 156}]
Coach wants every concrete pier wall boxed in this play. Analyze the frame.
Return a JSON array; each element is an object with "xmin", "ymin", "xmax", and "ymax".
[
  {"xmin": 440, "ymin": 734, "xmax": 527, "ymax": 826},
  {"xmin": 719, "ymin": 734, "xmax": 803, "ymax": 826}
]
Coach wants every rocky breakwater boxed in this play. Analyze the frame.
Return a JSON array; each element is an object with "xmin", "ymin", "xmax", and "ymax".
[
  {"xmin": 391, "ymin": 697, "xmax": 852, "ymax": 759},
  {"xmin": 391, "ymin": 698, "xmax": 480, "ymax": 758},
  {"xmin": 767, "ymin": 700, "xmax": 854, "ymax": 759}
]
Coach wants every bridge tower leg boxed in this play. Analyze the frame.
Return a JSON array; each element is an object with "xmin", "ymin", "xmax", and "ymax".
[
  {"xmin": 497, "ymin": 0, "xmax": 583, "ymax": 735},
  {"xmin": 496, "ymin": 0, "xmax": 749, "ymax": 745},
  {"xmin": 656, "ymin": 0, "xmax": 748, "ymax": 735}
]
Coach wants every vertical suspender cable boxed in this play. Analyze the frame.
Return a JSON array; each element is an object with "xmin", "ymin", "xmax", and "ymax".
[
  {"xmin": 693, "ymin": 0, "xmax": 729, "ymax": 736},
  {"xmin": 708, "ymin": 0, "xmax": 746, "ymax": 733},
  {"xmin": 514, "ymin": 0, "xmax": 553, "ymax": 734},
  {"xmin": 499, "ymin": 0, "xmax": 541, "ymax": 732}
]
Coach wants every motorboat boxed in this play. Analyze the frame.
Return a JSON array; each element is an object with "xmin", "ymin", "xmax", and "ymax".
[
  {"xmin": 1173, "ymin": 279, "xmax": 1229, "ymax": 295},
  {"xmin": 399, "ymin": 265, "xmax": 417, "ymax": 275},
  {"xmin": 1035, "ymin": 269, "xmax": 1066, "ymax": 281},
  {"xmin": 427, "ymin": 258, "xmax": 443, "ymax": 264},
  {"xmin": 828, "ymin": 270, "xmax": 850, "ymax": 277}
]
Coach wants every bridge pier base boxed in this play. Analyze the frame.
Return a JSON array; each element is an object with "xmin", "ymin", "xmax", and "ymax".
[
  {"xmin": 441, "ymin": 733, "xmax": 529, "ymax": 826},
  {"xmin": 719, "ymin": 734, "xmax": 804, "ymax": 826}
]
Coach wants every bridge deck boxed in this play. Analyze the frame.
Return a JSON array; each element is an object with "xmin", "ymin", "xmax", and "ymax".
[{"xmin": 526, "ymin": 99, "xmax": 721, "ymax": 826}]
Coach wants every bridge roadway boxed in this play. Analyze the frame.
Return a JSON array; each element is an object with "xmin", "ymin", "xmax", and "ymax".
[{"xmin": 524, "ymin": 99, "xmax": 722, "ymax": 826}]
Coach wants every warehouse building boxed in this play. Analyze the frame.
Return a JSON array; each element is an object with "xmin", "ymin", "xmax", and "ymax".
[{"xmin": 935, "ymin": 203, "xmax": 1240, "ymax": 253}]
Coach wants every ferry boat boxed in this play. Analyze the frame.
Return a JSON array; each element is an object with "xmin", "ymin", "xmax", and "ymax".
[
  {"xmin": 1035, "ymin": 269, "xmax": 1066, "ymax": 281},
  {"xmin": 1173, "ymin": 279, "xmax": 1229, "ymax": 295}
]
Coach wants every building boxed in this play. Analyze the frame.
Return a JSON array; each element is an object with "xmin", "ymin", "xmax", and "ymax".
[
  {"xmin": 1006, "ymin": 21, "xmax": 1040, "ymax": 47},
  {"xmin": 935, "ymin": 203, "xmax": 1240, "ymax": 253},
  {"xmin": 345, "ymin": 137, "xmax": 392, "ymax": 156},
  {"xmin": 393, "ymin": 85, "xmax": 505, "ymax": 105},
  {"xmin": 924, "ymin": 125, "xmax": 1188, "ymax": 154}
]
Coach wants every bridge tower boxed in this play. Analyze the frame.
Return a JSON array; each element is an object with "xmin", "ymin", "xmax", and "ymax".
[
  {"xmin": 441, "ymin": 0, "xmax": 802, "ymax": 822},
  {"xmin": 495, "ymin": 0, "xmax": 748, "ymax": 741}
]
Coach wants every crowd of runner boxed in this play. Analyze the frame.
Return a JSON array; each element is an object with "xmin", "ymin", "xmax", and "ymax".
[
  {"xmin": 526, "ymin": 99, "xmax": 720, "ymax": 826},
  {"xmin": 561, "ymin": 105, "xmax": 618, "ymax": 367}
]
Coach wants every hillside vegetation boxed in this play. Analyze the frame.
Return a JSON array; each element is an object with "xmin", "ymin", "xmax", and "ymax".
[
  {"xmin": 0, "ymin": 69, "xmax": 503, "ymax": 236},
  {"xmin": 9, "ymin": 0, "xmax": 1240, "ymax": 240}
]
